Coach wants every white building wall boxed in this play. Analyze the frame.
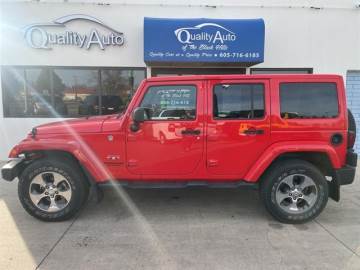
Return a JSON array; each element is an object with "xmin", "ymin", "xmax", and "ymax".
[{"xmin": 0, "ymin": 1, "xmax": 359, "ymax": 159}]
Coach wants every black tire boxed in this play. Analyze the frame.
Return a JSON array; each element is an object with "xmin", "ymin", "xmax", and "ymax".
[
  {"xmin": 348, "ymin": 109, "xmax": 356, "ymax": 134},
  {"xmin": 18, "ymin": 158, "xmax": 89, "ymax": 222},
  {"xmin": 260, "ymin": 159, "xmax": 329, "ymax": 224},
  {"xmin": 348, "ymin": 109, "xmax": 356, "ymax": 149}
]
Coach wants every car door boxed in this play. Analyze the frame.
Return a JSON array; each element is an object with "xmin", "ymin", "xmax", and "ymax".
[
  {"xmin": 206, "ymin": 79, "xmax": 271, "ymax": 177},
  {"xmin": 126, "ymin": 81, "xmax": 205, "ymax": 175}
]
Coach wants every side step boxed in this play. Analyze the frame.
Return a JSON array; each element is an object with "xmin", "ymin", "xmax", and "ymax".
[{"xmin": 98, "ymin": 180, "xmax": 258, "ymax": 189}]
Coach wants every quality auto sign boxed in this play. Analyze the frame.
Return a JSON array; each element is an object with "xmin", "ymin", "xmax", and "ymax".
[
  {"xmin": 144, "ymin": 18, "xmax": 265, "ymax": 63},
  {"xmin": 174, "ymin": 23, "xmax": 237, "ymax": 45},
  {"xmin": 23, "ymin": 14, "xmax": 124, "ymax": 50}
]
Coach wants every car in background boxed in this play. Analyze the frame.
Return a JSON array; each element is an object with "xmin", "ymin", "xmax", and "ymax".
[{"xmin": 78, "ymin": 95, "xmax": 123, "ymax": 115}]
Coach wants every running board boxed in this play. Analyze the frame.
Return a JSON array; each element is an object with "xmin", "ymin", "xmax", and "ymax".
[{"xmin": 98, "ymin": 180, "xmax": 258, "ymax": 189}]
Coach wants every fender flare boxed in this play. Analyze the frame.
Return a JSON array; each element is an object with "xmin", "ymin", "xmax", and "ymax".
[
  {"xmin": 243, "ymin": 141, "xmax": 341, "ymax": 182},
  {"xmin": 10, "ymin": 138, "xmax": 110, "ymax": 182}
]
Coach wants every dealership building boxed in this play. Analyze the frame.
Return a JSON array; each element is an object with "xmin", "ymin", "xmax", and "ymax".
[{"xmin": 0, "ymin": 0, "xmax": 359, "ymax": 159}]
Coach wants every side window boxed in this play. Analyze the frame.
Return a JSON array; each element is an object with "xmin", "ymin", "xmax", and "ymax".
[
  {"xmin": 280, "ymin": 83, "xmax": 339, "ymax": 119},
  {"xmin": 213, "ymin": 83, "xmax": 265, "ymax": 119},
  {"xmin": 140, "ymin": 85, "xmax": 197, "ymax": 120}
]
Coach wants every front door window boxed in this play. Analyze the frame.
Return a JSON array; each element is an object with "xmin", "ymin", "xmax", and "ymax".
[{"xmin": 140, "ymin": 85, "xmax": 197, "ymax": 120}]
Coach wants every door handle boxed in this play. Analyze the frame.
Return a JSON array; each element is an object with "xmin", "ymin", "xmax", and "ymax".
[
  {"xmin": 181, "ymin": 129, "xmax": 201, "ymax": 135},
  {"xmin": 243, "ymin": 128, "xmax": 264, "ymax": 135}
]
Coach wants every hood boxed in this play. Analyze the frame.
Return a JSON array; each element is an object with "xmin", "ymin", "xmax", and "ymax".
[{"xmin": 34, "ymin": 115, "xmax": 113, "ymax": 135}]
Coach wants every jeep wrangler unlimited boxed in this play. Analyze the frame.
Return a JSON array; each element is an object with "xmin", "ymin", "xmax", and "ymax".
[{"xmin": 1, "ymin": 74, "xmax": 357, "ymax": 223}]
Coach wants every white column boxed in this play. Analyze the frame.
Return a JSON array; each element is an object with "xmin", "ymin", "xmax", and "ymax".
[{"xmin": 146, "ymin": 66, "xmax": 152, "ymax": 78}]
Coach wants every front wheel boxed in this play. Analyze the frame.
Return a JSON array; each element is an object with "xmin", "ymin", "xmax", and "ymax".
[
  {"xmin": 18, "ymin": 158, "xmax": 89, "ymax": 222},
  {"xmin": 260, "ymin": 159, "xmax": 329, "ymax": 224}
]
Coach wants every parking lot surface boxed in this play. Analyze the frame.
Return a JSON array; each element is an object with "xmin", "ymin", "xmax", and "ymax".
[{"xmin": 1, "ymin": 162, "xmax": 360, "ymax": 270}]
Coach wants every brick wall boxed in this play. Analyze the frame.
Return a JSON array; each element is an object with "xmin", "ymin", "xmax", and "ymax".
[{"xmin": 346, "ymin": 71, "xmax": 360, "ymax": 153}]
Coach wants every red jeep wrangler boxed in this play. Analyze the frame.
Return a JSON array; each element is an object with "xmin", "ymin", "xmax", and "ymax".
[{"xmin": 1, "ymin": 74, "xmax": 357, "ymax": 223}]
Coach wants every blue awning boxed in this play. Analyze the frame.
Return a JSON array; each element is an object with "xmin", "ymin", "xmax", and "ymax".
[{"xmin": 144, "ymin": 17, "xmax": 265, "ymax": 65}]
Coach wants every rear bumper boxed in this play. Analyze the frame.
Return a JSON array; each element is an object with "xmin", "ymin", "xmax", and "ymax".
[
  {"xmin": 334, "ymin": 150, "xmax": 357, "ymax": 186},
  {"xmin": 335, "ymin": 165, "xmax": 356, "ymax": 185},
  {"xmin": 328, "ymin": 151, "xmax": 357, "ymax": 201},
  {"xmin": 1, "ymin": 158, "xmax": 24, "ymax": 181},
  {"xmin": 346, "ymin": 149, "xmax": 357, "ymax": 167}
]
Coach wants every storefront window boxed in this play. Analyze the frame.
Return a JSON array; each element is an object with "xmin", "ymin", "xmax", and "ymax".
[
  {"xmin": 53, "ymin": 69, "xmax": 99, "ymax": 117},
  {"xmin": 26, "ymin": 68, "xmax": 54, "ymax": 117},
  {"xmin": 101, "ymin": 69, "xmax": 141, "ymax": 114},
  {"xmin": 1, "ymin": 66, "xmax": 146, "ymax": 118},
  {"xmin": 1, "ymin": 67, "xmax": 26, "ymax": 117},
  {"xmin": 250, "ymin": 68, "xmax": 313, "ymax": 74}
]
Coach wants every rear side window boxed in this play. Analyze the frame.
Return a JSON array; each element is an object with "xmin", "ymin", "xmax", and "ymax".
[
  {"xmin": 213, "ymin": 84, "xmax": 265, "ymax": 119},
  {"xmin": 280, "ymin": 83, "xmax": 339, "ymax": 119}
]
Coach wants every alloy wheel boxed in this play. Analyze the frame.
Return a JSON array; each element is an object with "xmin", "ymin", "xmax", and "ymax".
[
  {"xmin": 28, "ymin": 171, "xmax": 72, "ymax": 212},
  {"xmin": 275, "ymin": 174, "xmax": 318, "ymax": 214}
]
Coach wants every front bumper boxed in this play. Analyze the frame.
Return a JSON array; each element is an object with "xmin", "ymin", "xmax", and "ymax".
[{"xmin": 1, "ymin": 158, "xmax": 24, "ymax": 181}]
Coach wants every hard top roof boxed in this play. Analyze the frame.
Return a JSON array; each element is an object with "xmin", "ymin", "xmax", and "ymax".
[{"xmin": 146, "ymin": 74, "xmax": 342, "ymax": 82}]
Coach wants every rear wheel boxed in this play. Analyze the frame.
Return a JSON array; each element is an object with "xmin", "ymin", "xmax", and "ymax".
[
  {"xmin": 18, "ymin": 158, "xmax": 89, "ymax": 222},
  {"xmin": 260, "ymin": 159, "xmax": 329, "ymax": 224}
]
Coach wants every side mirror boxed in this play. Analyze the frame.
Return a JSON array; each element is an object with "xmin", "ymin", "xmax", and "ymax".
[
  {"xmin": 130, "ymin": 107, "xmax": 147, "ymax": 132},
  {"xmin": 132, "ymin": 107, "xmax": 146, "ymax": 123}
]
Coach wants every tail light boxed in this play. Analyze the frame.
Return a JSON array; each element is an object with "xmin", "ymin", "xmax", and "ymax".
[{"xmin": 348, "ymin": 131, "xmax": 356, "ymax": 149}]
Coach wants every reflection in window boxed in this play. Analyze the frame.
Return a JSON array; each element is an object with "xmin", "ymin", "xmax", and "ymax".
[
  {"xmin": 101, "ymin": 70, "xmax": 125, "ymax": 114},
  {"xmin": 213, "ymin": 84, "xmax": 265, "ymax": 119},
  {"xmin": 26, "ymin": 68, "xmax": 55, "ymax": 117},
  {"xmin": 1, "ymin": 67, "xmax": 26, "ymax": 117},
  {"xmin": 53, "ymin": 69, "xmax": 99, "ymax": 117},
  {"xmin": 101, "ymin": 69, "xmax": 146, "ymax": 115},
  {"xmin": 140, "ymin": 85, "xmax": 197, "ymax": 120},
  {"xmin": 1, "ymin": 66, "xmax": 146, "ymax": 118}
]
